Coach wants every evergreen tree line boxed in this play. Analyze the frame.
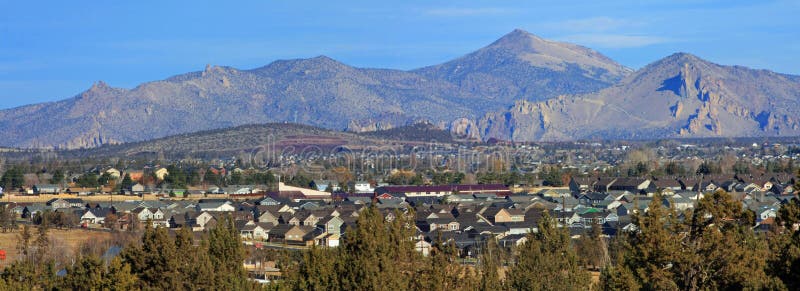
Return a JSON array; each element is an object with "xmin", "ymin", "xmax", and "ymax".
[
  {"xmin": 278, "ymin": 178, "xmax": 800, "ymax": 290},
  {"xmin": 0, "ymin": 216, "xmax": 255, "ymax": 290}
]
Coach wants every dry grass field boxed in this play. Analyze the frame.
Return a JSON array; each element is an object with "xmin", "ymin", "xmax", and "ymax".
[{"xmin": 0, "ymin": 226, "xmax": 114, "ymax": 269}]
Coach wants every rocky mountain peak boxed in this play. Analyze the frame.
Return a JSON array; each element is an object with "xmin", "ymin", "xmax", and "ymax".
[
  {"xmin": 250, "ymin": 55, "xmax": 353, "ymax": 77},
  {"xmin": 89, "ymin": 80, "xmax": 111, "ymax": 92},
  {"xmin": 664, "ymin": 52, "xmax": 703, "ymax": 63},
  {"xmin": 302, "ymin": 55, "xmax": 350, "ymax": 68},
  {"xmin": 641, "ymin": 52, "xmax": 714, "ymax": 75},
  {"xmin": 484, "ymin": 29, "xmax": 631, "ymax": 79},
  {"xmin": 79, "ymin": 80, "xmax": 116, "ymax": 100},
  {"xmin": 488, "ymin": 28, "xmax": 547, "ymax": 51},
  {"xmin": 202, "ymin": 64, "xmax": 214, "ymax": 76}
]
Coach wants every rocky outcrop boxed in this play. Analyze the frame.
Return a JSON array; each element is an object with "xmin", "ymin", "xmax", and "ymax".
[
  {"xmin": 346, "ymin": 120, "xmax": 395, "ymax": 133},
  {"xmin": 448, "ymin": 118, "xmax": 480, "ymax": 139},
  {"xmin": 479, "ymin": 53, "xmax": 800, "ymax": 141}
]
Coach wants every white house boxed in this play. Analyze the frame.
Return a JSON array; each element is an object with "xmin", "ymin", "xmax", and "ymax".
[
  {"xmin": 352, "ymin": 181, "xmax": 374, "ymax": 193},
  {"xmin": 196, "ymin": 201, "xmax": 236, "ymax": 212},
  {"xmin": 80, "ymin": 209, "xmax": 108, "ymax": 225},
  {"xmin": 240, "ymin": 223, "xmax": 269, "ymax": 241}
]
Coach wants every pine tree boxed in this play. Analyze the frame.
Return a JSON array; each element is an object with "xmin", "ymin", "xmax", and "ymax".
[
  {"xmin": 208, "ymin": 215, "xmax": 251, "ymax": 289},
  {"xmin": 771, "ymin": 195, "xmax": 800, "ymax": 289},
  {"xmin": 291, "ymin": 246, "xmax": 339, "ymax": 291},
  {"xmin": 423, "ymin": 238, "xmax": 474, "ymax": 290},
  {"xmin": 677, "ymin": 190, "xmax": 781, "ymax": 289},
  {"xmin": 102, "ymin": 257, "xmax": 138, "ymax": 290},
  {"xmin": 0, "ymin": 260, "xmax": 37, "ymax": 289},
  {"xmin": 121, "ymin": 224, "xmax": 182, "ymax": 290},
  {"xmin": 622, "ymin": 193, "xmax": 681, "ymax": 290},
  {"xmin": 576, "ymin": 222, "xmax": 607, "ymax": 270},
  {"xmin": 120, "ymin": 173, "xmax": 133, "ymax": 192},
  {"xmin": 339, "ymin": 207, "xmax": 415, "ymax": 291},
  {"xmin": 16, "ymin": 225, "xmax": 31, "ymax": 259},
  {"xmin": 424, "ymin": 238, "xmax": 449, "ymax": 290},
  {"xmin": 0, "ymin": 205, "xmax": 15, "ymax": 233},
  {"xmin": 507, "ymin": 211, "xmax": 590, "ymax": 290},
  {"xmin": 174, "ymin": 227, "xmax": 195, "ymax": 289},
  {"xmin": 1, "ymin": 167, "xmax": 24, "ymax": 189},
  {"xmin": 193, "ymin": 240, "xmax": 217, "ymax": 290},
  {"xmin": 34, "ymin": 217, "xmax": 51, "ymax": 263},
  {"xmin": 477, "ymin": 239, "xmax": 503, "ymax": 291},
  {"xmin": 60, "ymin": 255, "xmax": 105, "ymax": 289},
  {"xmin": 599, "ymin": 262, "xmax": 640, "ymax": 291}
]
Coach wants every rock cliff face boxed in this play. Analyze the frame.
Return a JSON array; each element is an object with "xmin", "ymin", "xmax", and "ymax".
[
  {"xmin": 448, "ymin": 118, "xmax": 481, "ymax": 140},
  {"xmin": 478, "ymin": 53, "xmax": 800, "ymax": 141},
  {"xmin": 0, "ymin": 29, "xmax": 627, "ymax": 149}
]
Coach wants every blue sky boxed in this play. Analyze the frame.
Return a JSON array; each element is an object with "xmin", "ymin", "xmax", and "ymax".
[{"xmin": 1, "ymin": 0, "xmax": 798, "ymax": 109}]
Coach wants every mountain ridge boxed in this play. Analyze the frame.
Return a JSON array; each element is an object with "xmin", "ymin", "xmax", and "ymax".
[
  {"xmin": 1, "ymin": 29, "xmax": 798, "ymax": 148},
  {"xmin": 0, "ymin": 29, "xmax": 629, "ymax": 149},
  {"xmin": 477, "ymin": 51, "xmax": 800, "ymax": 141}
]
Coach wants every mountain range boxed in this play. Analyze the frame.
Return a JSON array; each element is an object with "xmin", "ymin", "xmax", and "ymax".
[
  {"xmin": 478, "ymin": 53, "xmax": 800, "ymax": 141},
  {"xmin": 1, "ymin": 29, "xmax": 798, "ymax": 149}
]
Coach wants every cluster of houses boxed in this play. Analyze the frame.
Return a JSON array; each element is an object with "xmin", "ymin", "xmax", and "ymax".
[
  {"xmin": 18, "ymin": 183, "xmax": 268, "ymax": 197},
  {"xmin": 0, "ymin": 173, "xmax": 796, "ymax": 257}
]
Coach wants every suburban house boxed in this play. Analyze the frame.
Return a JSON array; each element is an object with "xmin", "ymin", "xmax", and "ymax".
[
  {"xmin": 351, "ymin": 181, "xmax": 374, "ymax": 193},
  {"xmin": 481, "ymin": 207, "xmax": 524, "ymax": 224},
  {"xmin": 256, "ymin": 197, "xmax": 281, "ymax": 206},
  {"xmin": 132, "ymin": 207, "xmax": 165, "ymax": 221},
  {"xmin": 375, "ymin": 184, "xmax": 511, "ymax": 198},
  {"xmin": 499, "ymin": 234, "xmax": 528, "ymax": 247},
  {"xmin": 317, "ymin": 216, "xmax": 344, "ymax": 235},
  {"xmin": 312, "ymin": 180, "xmax": 340, "ymax": 192},
  {"xmin": 255, "ymin": 207, "xmax": 280, "ymax": 225},
  {"xmin": 608, "ymin": 178, "xmax": 655, "ymax": 194},
  {"xmin": 190, "ymin": 211, "xmax": 217, "ymax": 231},
  {"xmin": 131, "ymin": 183, "xmax": 146, "ymax": 195},
  {"xmin": 34, "ymin": 184, "xmax": 61, "ymax": 194},
  {"xmin": 239, "ymin": 222, "xmax": 270, "ymax": 241},
  {"xmin": 223, "ymin": 185, "xmax": 255, "ymax": 195},
  {"xmin": 655, "ymin": 178, "xmax": 683, "ymax": 191},
  {"xmin": 79, "ymin": 208, "xmax": 110, "ymax": 225},
  {"xmin": 196, "ymin": 201, "xmax": 236, "ymax": 212},
  {"xmin": 46, "ymin": 198, "xmax": 84, "ymax": 209},
  {"xmin": 66, "ymin": 187, "xmax": 98, "ymax": 196},
  {"xmin": 275, "ymin": 182, "xmax": 332, "ymax": 201},
  {"xmin": 269, "ymin": 225, "xmax": 317, "ymax": 246},
  {"xmin": 569, "ymin": 177, "xmax": 597, "ymax": 193}
]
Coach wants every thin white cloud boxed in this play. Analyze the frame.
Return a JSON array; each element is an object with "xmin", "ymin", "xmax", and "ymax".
[
  {"xmin": 557, "ymin": 34, "xmax": 672, "ymax": 48},
  {"xmin": 423, "ymin": 7, "xmax": 510, "ymax": 17},
  {"xmin": 551, "ymin": 17, "xmax": 636, "ymax": 32}
]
